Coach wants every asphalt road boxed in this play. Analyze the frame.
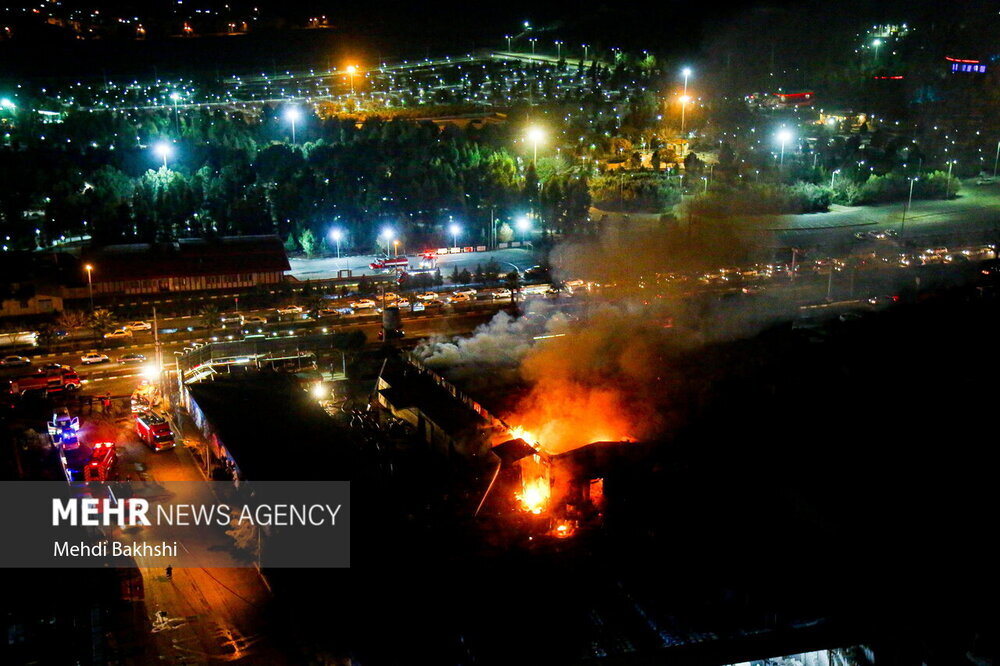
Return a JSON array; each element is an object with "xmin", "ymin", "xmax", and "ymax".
[{"xmin": 288, "ymin": 246, "xmax": 537, "ymax": 280}]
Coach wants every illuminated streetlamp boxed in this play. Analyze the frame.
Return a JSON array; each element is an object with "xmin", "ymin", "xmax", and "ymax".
[
  {"xmin": 900, "ymin": 176, "xmax": 917, "ymax": 236},
  {"xmin": 582, "ymin": 44, "xmax": 589, "ymax": 63},
  {"xmin": 830, "ymin": 168, "xmax": 840, "ymax": 188},
  {"xmin": 526, "ymin": 126, "xmax": 544, "ymax": 165},
  {"xmin": 505, "ymin": 35, "xmax": 512, "ymax": 51},
  {"xmin": 946, "ymin": 159, "xmax": 956, "ymax": 197},
  {"xmin": 330, "ymin": 228, "xmax": 343, "ymax": 269},
  {"xmin": 516, "ymin": 216, "xmax": 530, "ymax": 242},
  {"xmin": 449, "ymin": 222, "xmax": 461, "ymax": 248},
  {"xmin": 153, "ymin": 141, "xmax": 173, "ymax": 168},
  {"xmin": 776, "ymin": 128, "xmax": 794, "ymax": 166},
  {"xmin": 679, "ymin": 94, "xmax": 691, "ymax": 135},
  {"xmin": 555, "ymin": 40, "xmax": 563, "ymax": 59},
  {"xmin": 84, "ymin": 264, "xmax": 94, "ymax": 313},
  {"xmin": 993, "ymin": 140, "xmax": 999, "ymax": 179},
  {"xmin": 346, "ymin": 65, "xmax": 357, "ymax": 95},
  {"xmin": 529, "ymin": 38, "xmax": 537, "ymax": 56},
  {"xmin": 872, "ymin": 38, "xmax": 882, "ymax": 63},
  {"xmin": 681, "ymin": 67, "xmax": 692, "ymax": 95},
  {"xmin": 0, "ymin": 98, "xmax": 15, "ymax": 111},
  {"xmin": 379, "ymin": 227, "xmax": 395, "ymax": 256},
  {"xmin": 284, "ymin": 105, "xmax": 302, "ymax": 143},
  {"xmin": 169, "ymin": 91, "xmax": 181, "ymax": 133}
]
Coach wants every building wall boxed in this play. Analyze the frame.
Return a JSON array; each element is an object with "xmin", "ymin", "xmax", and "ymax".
[
  {"xmin": 0, "ymin": 293, "xmax": 63, "ymax": 318},
  {"xmin": 92, "ymin": 270, "xmax": 284, "ymax": 295}
]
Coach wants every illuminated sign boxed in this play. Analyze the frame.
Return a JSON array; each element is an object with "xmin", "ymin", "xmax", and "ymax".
[{"xmin": 946, "ymin": 56, "xmax": 986, "ymax": 74}]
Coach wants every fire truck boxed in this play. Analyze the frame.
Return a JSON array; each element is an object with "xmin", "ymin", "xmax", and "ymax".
[
  {"xmin": 369, "ymin": 257, "xmax": 409, "ymax": 271},
  {"xmin": 60, "ymin": 441, "xmax": 117, "ymax": 483},
  {"xmin": 135, "ymin": 410, "xmax": 176, "ymax": 451},
  {"xmin": 5, "ymin": 365, "xmax": 80, "ymax": 396}
]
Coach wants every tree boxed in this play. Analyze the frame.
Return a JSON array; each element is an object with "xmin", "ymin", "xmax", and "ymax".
[
  {"xmin": 449, "ymin": 266, "xmax": 461, "ymax": 284},
  {"xmin": 458, "ymin": 269, "xmax": 472, "ymax": 284},
  {"xmin": 89, "ymin": 309, "xmax": 116, "ymax": 338},
  {"xmin": 299, "ymin": 228, "xmax": 319, "ymax": 258},
  {"xmin": 199, "ymin": 303, "xmax": 221, "ymax": 330}
]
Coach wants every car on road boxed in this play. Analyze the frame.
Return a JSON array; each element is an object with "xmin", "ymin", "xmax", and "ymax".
[
  {"xmin": 81, "ymin": 352, "xmax": 110, "ymax": 365},
  {"xmin": 448, "ymin": 292, "xmax": 473, "ymax": 303},
  {"xmin": 415, "ymin": 292, "xmax": 438, "ymax": 301},
  {"xmin": 491, "ymin": 288, "xmax": 512, "ymax": 299},
  {"xmin": 453, "ymin": 288, "xmax": 477, "ymax": 297},
  {"xmin": 0, "ymin": 355, "xmax": 31, "ymax": 368},
  {"xmin": 119, "ymin": 353, "xmax": 147, "ymax": 364},
  {"xmin": 126, "ymin": 321, "xmax": 152, "ymax": 331},
  {"xmin": 522, "ymin": 265, "xmax": 550, "ymax": 281},
  {"xmin": 276, "ymin": 305, "xmax": 304, "ymax": 315},
  {"xmin": 103, "ymin": 328, "xmax": 132, "ymax": 339},
  {"xmin": 350, "ymin": 299, "xmax": 377, "ymax": 310},
  {"xmin": 318, "ymin": 308, "xmax": 343, "ymax": 317},
  {"xmin": 243, "ymin": 315, "xmax": 267, "ymax": 325}
]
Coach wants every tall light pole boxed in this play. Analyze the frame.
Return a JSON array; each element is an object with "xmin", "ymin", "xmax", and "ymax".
[
  {"xmin": 330, "ymin": 228, "xmax": 343, "ymax": 271},
  {"xmin": 679, "ymin": 95, "xmax": 690, "ymax": 135},
  {"xmin": 830, "ymin": 169, "xmax": 840, "ymax": 188},
  {"xmin": 84, "ymin": 264, "xmax": 94, "ymax": 313},
  {"xmin": 505, "ymin": 35, "xmax": 512, "ymax": 51},
  {"xmin": 993, "ymin": 140, "xmax": 999, "ymax": 178},
  {"xmin": 946, "ymin": 159, "xmax": 956, "ymax": 197},
  {"xmin": 153, "ymin": 141, "xmax": 172, "ymax": 168},
  {"xmin": 555, "ymin": 41, "xmax": 562, "ymax": 59},
  {"xmin": 529, "ymin": 38, "xmax": 537, "ymax": 56},
  {"xmin": 169, "ymin": 92, "xmax": 181, "ymax": 134},
  {"xmin": 516, "ymin": 216, "xmax": 530, "ymax": 243},
  {"xmin": 682, "ymin": 67, "xmax": 691, "ymax": 95},
  {"xmin": 527, "ymin": 126, "xmax": 544, "ymax": 166},
  {"xmin": 284, "ymin": 106, "xmax": 301, "ymax": 144},
  {"xmin": 583, "ymin": 44, "xmax": 589, "ymax": 63},
  {"xmin": 900, "ymin": 176, "xmax": 917, "ymax": 235},
  {"xmin": 346, "ymin": 65, "xmax": 357, "ymax": 95},
  {"xmin": 872, "ymin": 38, "xmax": 882, "ymax": 63},
  {"xmin": 448, "ymin": 222, "xmax": 460, "ymax": 248},
  {"xmin": 777, "ymin": 128, "xmax": 794, "ymax": 166},
  {"xmin": 380, "ymin": 227, "xmax": 394, "ymax": 257},
  {"xmin": 393, "ymin": 239, "xmax": 400, "ymax": 257}
]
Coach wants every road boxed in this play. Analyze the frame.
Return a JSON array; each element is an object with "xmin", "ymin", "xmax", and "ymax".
[{"xmin": 288, "ymin": 246, "xmax": 537, "ymax": 280}]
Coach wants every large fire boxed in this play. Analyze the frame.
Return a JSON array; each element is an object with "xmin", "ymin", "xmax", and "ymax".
[{"xmin": 516, "ymin": 477, "xmax": 550, "ymax": 514}]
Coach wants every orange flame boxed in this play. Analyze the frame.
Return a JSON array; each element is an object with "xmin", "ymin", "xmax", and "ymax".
[{"xmin": 516, "ymin": 477, "xmax": 550, "ymax": 514}]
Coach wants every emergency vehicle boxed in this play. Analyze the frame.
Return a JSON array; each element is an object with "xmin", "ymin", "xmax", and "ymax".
[
  {"xmin": 60, "ymin": 441, "xmax": 117, "ymax": 483},
  {"xmin": 47, "ymin": 409, "xmax": 81, "ymax": 447},
  {"xmin": 369, "ymin": 257, "xmax": 409, "ymax": 271},
  {"xmin": 5, "ymin": 365, "xmax": 80, "ymax": 396},
  {"xmin": 135, "ymin": 410, "xmax": 176, "ymax": 451}
]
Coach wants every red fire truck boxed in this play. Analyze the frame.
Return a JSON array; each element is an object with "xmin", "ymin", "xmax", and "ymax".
[
  {"xmin": 369, "ymin": 257, "xmax": 409, "ymax": 271},
  {"xmin": 60, "ymin": 441, "xmax": 117, "ymax": 483},
  {"xmin": 5, "ymin": 365, "xmax": 80, "ymax": 396},
  {"xmin": 135, "ymin": 410, "xmax": 176, "ymax": 451}
]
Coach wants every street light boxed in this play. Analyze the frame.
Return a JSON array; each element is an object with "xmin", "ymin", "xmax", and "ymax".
[
  {"xmin": 679, "ymin": 94, "xmax": 691, "ymax": 135},
  {"xmin": 900, "ymin": 176, "xmax": 917, "ymax": 236},
  {"xmin": 169, "ymin": 91, "xmax": 181, "ymax": 133},
  {"xmin": 529, "ymin": 38, "xmax": 537, "ymax": 56},
  {"xmin": 555, "ymin": 40, "xmax": 562, "ymax": 59},
  {"xmin": 153, "ymin": 141, "xmax": 173, "ymax": 168},
  {"xmin": 681, "ymin": 67, "xmax": 692, "ymax": 95},
  {"xmin": 1, "ymin": 98, "xmax": 16, "ymax": 110},
  {"xmin": 830, "ymin": 168, "xmax": 840, "ymax": 188},
  {"xmin": 872, "ymin": 38, "xmax": 882, "ymax": 63},
  {"xmin": 526, "ymin": 126, "xmax": 544, "ymax": 165},
  {"xmin": 393, "ymin": 239, "xmax": 400, "ymax": 257},
  {"xmin": 379, "ymin": 227, "xmax": 395, "ymax": 256},
  {"xmin": 776, "ymin": 128, "xmax": 794, "ymax": 166},
  {"xmin": 582, "ymin": 44, "xmax": 589, "ymax": 63},
  {"xmin": 330, "ymin": 228, "xmax": 343, "ymax": 269},
  {"xmin": 84, "ymin": 264, "xmax": 94, "ymax": 313},
  {"xmin": 516, "ymin": 216, "xmax": 530, "ymax": 242},
  {"xmin": 946, "ymin": 159, "xmax": 956, "ymax": 197},
  {"xmin": 346, "ymin": 65, "xmax": 357, "ymax": 95},
  {"xmin": 449, "ymin": 223, "xmax": 461, "ymax": 248},
  {"xmin": 284, "ymin": 106, "xmax": 302, "ymax": 144},
  {"xmin": 505, "ymin": 35, "xmax": 512, "ymax": 51},
  {"xmin": 993, "ymin": 139, "xmax": 999, "ymax": 179}
]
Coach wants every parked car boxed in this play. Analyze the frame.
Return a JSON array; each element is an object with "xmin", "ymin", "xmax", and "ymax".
[
  {"xmin": 453, "ymin": 288, "xmax": 477, "ymax": 297},
  {"xmin": 0, "ymin": 355, "xmax": 31, "ymax": 368},
  {"xmin": 126, "ymin": 321, "xmax": 152, "ymax": 331},
  {"xmin": 276, "ymin": 305, "xmax": 303, "ymax": 315},
  {"xmin": 350, "ymin": 299, "xmax": 377, "ymax": 309},
  {"xmin": 81, "ymin": 352, "xmax": 110, "ymax": 365},
  {"xmin": 318, "ymin": 308, "xmax": 343, "ymax": 317},
  {"xmin": 103, "ymin": 328, "xmax": 133, "ymax": 339},
  {"xmin": 243, "ymin": 315, "xmax": 267, "ymax": 325},
  {"xmin": 118, "ymin": 353, "xmax": 147, "ymax": 364},
  {"xmin": 491, "ymin": 288, "xmax": 512, "ymax": 299}
]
